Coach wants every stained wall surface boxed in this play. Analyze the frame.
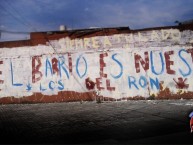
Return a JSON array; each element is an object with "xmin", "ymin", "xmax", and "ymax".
[{"xmin": 0, "ymin": 26, "xmax": 193, "ymax": 103}]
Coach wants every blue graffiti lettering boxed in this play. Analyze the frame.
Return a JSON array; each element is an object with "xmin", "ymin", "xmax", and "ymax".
[
  {"xmin": 150, "ymin": 51, "xmax": 165, "ymax": 75},
  {"xmin": 10, "ymin": 60, "xmax": 23, "ymax": 86},
  {"xmin": 58, "ymin": 56, "xmax": 69, "ymax": 79},
  {"xmin": 128, "ymin": 75, "xmax": 159, "ymax": 90},
  {"xmin": 49, "ymin": 81, "xmax": 55, "ymax": 90},
  {"xmin": 58, "ymin": 80, "xmax": 64, "ymax": 90},
  {"xmin": 45, "ymin": 58, "xmax": 53, "ymax": 77},
  {"xmin": 139, "ymin": 76, "xmax": 147, "ymax": 88},
  {"xmin": 110, "ymin": 53, "xmax": 123, "ymax": 79},
  {"xmin": 76, "ymin": 55, "xmax": 87, "ymax": 78},
  {"xmin": 178, "ymin": 49, "xmax": 192, "ymax": 77},
  {"xmin": 26, "ymin": 83, "xmax": 32, "ymax": 91},
  {"xmin": 40, "ymin": 83, "xmax": 46, "ymax": 91},
  {"xmin": 149, "ymin": 77, "xmax": 160, "ymax": 90},
  {"xmin": 128, "ymin": 76, "xmax": 139, "ymax": 89}
]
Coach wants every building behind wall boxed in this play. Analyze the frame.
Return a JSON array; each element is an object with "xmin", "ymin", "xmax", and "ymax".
[{"xmin": 0, "ymin": 24, "xmax": 193, "ymax": 104}]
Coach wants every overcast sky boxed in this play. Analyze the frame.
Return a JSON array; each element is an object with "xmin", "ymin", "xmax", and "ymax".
[{"xmin": 0, "ymin": 0, "xmax": 193, "ymax": 41}]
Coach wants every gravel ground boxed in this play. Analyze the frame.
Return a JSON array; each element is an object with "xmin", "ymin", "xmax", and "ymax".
[{"xmin": 0, "ymin": 100, "xmax": 193, "ymax": 144}]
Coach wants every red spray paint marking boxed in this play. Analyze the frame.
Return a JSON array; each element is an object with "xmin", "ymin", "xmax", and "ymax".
[
  {"xmin": 0, "ymin": 61, "xmax": 3, "ymax": 90},
  {"xmin": 0, "ymin": 80, "xmax": 4, "ymax": 84},
  {"xmin": 0, "ymin": 61, "xmax": 3, "ymax": 75},
  {"xmin": 187, "ymin": 48, "xmax": 193, "ymax": 62},
  {"xmin": 68, "ymin": 53, "xmax": 73, "ymax": 74},
  {"xmin": 32, "ymin": 56, "xmax": 43, "ymax": 83},
  {"xmin": 99, "ymin": 53, "xmax": 108, "ymax": 78},
  {"xmin": 96, "ymin": 78, "xmax": 104, "ymax": 91},
  {"xmin": 106, "ymin": 79, "xmax": 115, "ymax": 91},
  {"xmin": 95, "ymin": 53, "xmax": 115, "ymax": 91},
  {"xmin": 134, "ymin": 51, "xmax": 149, "ymax": 73},
  {"xmin": 85, "ymin": 77, "xmax": 95, "ymax": 90},
  {"xmin": 164, "ymin": 51, "xmax": 175, "ymax": 75},
  {"xmin": 52, "ymin": 57, "xmax": 59, "ymax": 75},
  {"xmin": 173, "ymin": 77, "xmax": 189, "ymax": 89}
]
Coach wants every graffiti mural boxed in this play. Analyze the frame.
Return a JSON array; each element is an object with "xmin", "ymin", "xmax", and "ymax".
[{"xmin": 0, "ymin": 28, "xmax": 193, "ymax": 102}]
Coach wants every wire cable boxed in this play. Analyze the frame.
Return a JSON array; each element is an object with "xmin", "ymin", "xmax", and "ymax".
[
  {"xmin": 0, "ymin": 4, "xmax": 32, "ymax": 31},
  {"xmin": 2, "ymin": 0, "xmax": 37, "ymax": 32}
]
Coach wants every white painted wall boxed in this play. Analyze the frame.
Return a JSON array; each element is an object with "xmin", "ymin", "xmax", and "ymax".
[{"xmin": 0, "ymin": 29, "xmax": 193, "ymax": 99}]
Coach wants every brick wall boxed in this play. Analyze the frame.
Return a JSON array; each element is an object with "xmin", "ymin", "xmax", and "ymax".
[{"xmin": 0, "ymin": 24, "xmax": 193, "ymax": 104}]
